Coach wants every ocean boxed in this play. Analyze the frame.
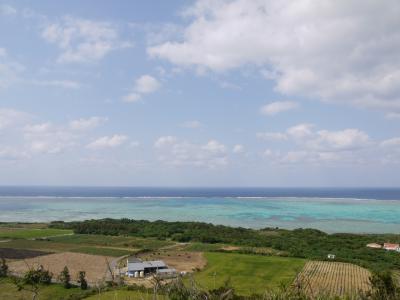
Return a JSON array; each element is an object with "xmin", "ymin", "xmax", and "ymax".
[{"xmin": 0, "ymin": 187, "xmax": 399, "ymax": 234}]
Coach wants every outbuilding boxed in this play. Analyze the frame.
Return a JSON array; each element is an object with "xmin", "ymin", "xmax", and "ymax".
[
  {"xmin": 383, "ymin": 243, "xmax": 400, "ymax": 252},
  {"xmin": 126, "ymin": 258, "xmax": 168, "ymax": 277}
]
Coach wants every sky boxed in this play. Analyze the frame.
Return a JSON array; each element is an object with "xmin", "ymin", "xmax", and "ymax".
[{"xmin": 0, "ymin": 0, "xmax": 400, "ymax": 187}]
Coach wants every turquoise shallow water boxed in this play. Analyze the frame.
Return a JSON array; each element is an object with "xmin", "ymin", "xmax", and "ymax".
[{"xmin": 0, "ymin": 196, "xmax": 399, "ymax": 233}]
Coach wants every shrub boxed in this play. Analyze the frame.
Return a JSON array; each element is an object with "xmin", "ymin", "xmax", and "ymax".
[
  {"xmin": 59, "ymin": 266, "xmax": 71, "ymax": 289},
  {"xmin": 0, "ymin": 258, "xmax": 8, "ymax": 277},
  {"xmin": 77, "ymin": 271, "xmax": 88, "ymax": 290}
]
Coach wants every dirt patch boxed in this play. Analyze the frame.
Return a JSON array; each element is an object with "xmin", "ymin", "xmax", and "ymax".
[
  {"xmin": 220, "ymin": 246, "xmax": 241, "ymax": 251},
  {"xmin": 0, "ymin": 248, "xmax": 51, "ymax": 259},
  {"xmin": 138, "ymin": 251, "xmax": 206, "ymax": 273},
  {"xmin": 8, "ymin": 252, "xmax": 114, "ymax": 284}
]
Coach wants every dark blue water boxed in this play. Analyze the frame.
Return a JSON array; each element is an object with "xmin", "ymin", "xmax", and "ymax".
[{"xmin": 0, "ymin": 186, "xmax": 400, "ymax": 200}]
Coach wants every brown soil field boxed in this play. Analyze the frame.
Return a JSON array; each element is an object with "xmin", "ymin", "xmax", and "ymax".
[
  {"xmin": 0, "ymin": 247, "xmax": 51, "ymax": 259},
  {"xmin": 138, "ymin": 251, "xmax": 206, "ymax": 272},
  {"xmin": 297, "ymin": 261, "xmax": 371, "ymax": 297},
  {"xmin": 7, "ymin": 252, "xmax": 114, "ymax": 284}
]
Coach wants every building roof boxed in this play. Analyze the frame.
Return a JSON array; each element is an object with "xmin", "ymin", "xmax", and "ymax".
[
  {"xmin": 127, "ymin": 262, "xmax": 145, "ymax": 272},
  {"xmin": 143, "ymin": 260, "xmax": 167, "ymax": 268},
  {"xmin": 383, "ymin": 243, "xmax": 400, "ymax": 249},
  {"xmin": 367, "ymin": 243, "xmax": 382, "ymax": 248},
  {"xmin": 127, "ymin": 260, "xmax": 167, "ymax": 272}
]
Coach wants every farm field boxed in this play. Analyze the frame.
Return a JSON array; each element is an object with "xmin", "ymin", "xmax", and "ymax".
[
  {"xmin": 139, "ymin": 250, "xmax": 206, "ymax": 272},
  {"xmin": 7, "ymin": 252, "xmax": 115, "ymax": 284},
  {"xmin": 297, "ymin": 261, "xmax": 371, "ymax": 297},
  {"xmin": 0, "ymin": 227, "xmax": 72, "ymax": 239},
  {"xmin": 49, "ymin": 233, "xmax": 173, "ymax": 250},
  {"xmin": 0, "ymin": 238, "xmax": 134, "ymax": 257},
  {"xmin": 191, "ymin": 252, "xmax": 306, "ymax": 295},
  {"xmin": 0, "ymin": 226, "xmax": 172, "ymax": 257},
  {"xmin": 0, "ymin": 247, "xmax": 50, "ymax": 259}
]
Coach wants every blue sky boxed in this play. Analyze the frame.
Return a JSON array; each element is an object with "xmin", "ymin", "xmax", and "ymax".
[{"xmin": 0, "ymin": 0, "xmax": 400, "ymax": 186}]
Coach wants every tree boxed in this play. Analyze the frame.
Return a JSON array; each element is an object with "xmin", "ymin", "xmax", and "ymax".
[
  {"xmin": 368, "ymin": 271, "xmax": 399, "ymax": 300},
  {"xmin": 0, "ymin": 257, "xmax": 8, "ymax": 277},
  {"xmin": 12, "ymin": 265, "xmax": 53, "ymax": 300},
  {"xmin": 59, "ymin": 266, "xmax": 71, "ymax": 289},
  {"xmin": 77, "ymin": 271, "xmax": 88, "ymax": 290}
]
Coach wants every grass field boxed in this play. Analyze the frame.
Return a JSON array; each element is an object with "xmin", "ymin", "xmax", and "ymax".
[
  {"xmin": 0, "ymin": 278, "xmax": 91, "ymax": 300},
  {"xmin": 85, "ymin": 290, "xmax": 168, "ymax": 300},
  {"xmin": 0, "ymin": 227, "xmax": 72, "ymax": 239},
  {"xmin": 49, "ymin": 234, "xmax": 173, "ymax": 249},
  {"xmin": 191, "ymin": 252, "xmax": 306, "ymax": 295},
  {"xmin": 0, "ymin": 238, "xmax": 133, "ymax": 257},
  {"xmin": 0, "ymin": 232, "xmax": 172, "ymax": 257}
]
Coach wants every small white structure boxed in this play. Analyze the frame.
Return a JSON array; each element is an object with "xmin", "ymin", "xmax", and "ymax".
[{"xmin": 327, "ymin": 254, "xmax": 336, "ymax": 259}]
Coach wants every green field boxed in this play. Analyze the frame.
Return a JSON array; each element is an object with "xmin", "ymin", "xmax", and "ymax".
[
  {"xmin": 0, "ymin": 227, "xmax": 73, "ymax": 239},
  {"xmin": 0, "ymin": 230, "xmax": 172, "ymax": 257},
  {"xmin": 0, "ymin": 278, "xmax": 92, "ymax": 300},
  {"xmin": 191, "ymin": 252, "xmax": 306, "ymax": 295},
  {"xmin": 85, "ymin": 290, "xmax": 168, "ymax": 300},
  {"xmin": 49, "ymin": 233, "xmax": 173, "ymax": 249}
]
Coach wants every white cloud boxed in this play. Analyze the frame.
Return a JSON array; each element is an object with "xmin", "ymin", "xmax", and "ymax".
[
  {"xmin": 0, "ymin": 108, "xmax": 31, "ymax": 130},
  {"xmin": 232, "ymin": 144, "xmax": 244, "ymax": 154},
  {"xmin": 86, "ymin": 135, "xmax": 128, "ymax": 150},
  {"xmin": 122, "ymin": 93, "xmax": 141, "ymax": 103},
  {"xmin": 129, "ymin": 141, "xmax": 140, "ymax": 148},
  {"xmin": 149, "ymin": 0, "xmax": 400, "ymax": 113},
  {"xmin": 29, "ymin": 140, "xmax": 64, "ymax": 154},
  {"xmin": 0, "ymin": 4, "xmax": 16, "ymax": 16},
  {"xmin": 69, "ymin": 117, "xmax": 108, "ymax": 131},
  {"xmin": 31, "ymin": 79, "xmax": 81, "ymax": 89},
  {"xmin": 260, "ymin": 101, "xmax": 299, "ymax": 116},
  {"xmin": 280, "ymin": 150, "xmax": 342, "ymax": 165},
  {"xmin": 134, "ymin": 75, "xmax": 161, "ymax": 94},
  {"xmin": 259, "ymin": 124, "xmax": 374, "ymax": 165},
  {"xmin": 0, "ymin": 50, "xmax": 24, "ymax": 89},
  {"xmin": 154, "ymin": 136, "xmax": 228, "ymax": 168},
  {"xmin": 24, "ymin": 122, "xmax": 53, "ymax": 134},
  {"xmin": 385, "ymin": 112, "xmax": 400, "ymax": 120},
  {"xmin": 202, "ymin": 139, "xmax": 226, "ymax": 154},
  {"xmin": 181, "ymin": 120, "xmax": 202, "ymax": 129},
  {"xmin": 287, "ymin": 123, "xmax": 314, "ymax": 140},
  {"xmin": 123, "ymin": 75, "xmax": 161, "ymax": 103},
  {"xmin": 256, "ymin": 132, "xmax": 287, "ymax": 141},
  {"xmin": 23, "ymin": 122, "xmax": 78, "ymax": 154},
  {"xmin": 42, "ymin": 16, "xmax": 132, "ymax": 63},
  {"xmin": 0, "ymin": 147, "xmax": 28, "ymax": 161},
  {"xmin": 154, "ymin": 136, "xmax": 178, "ymax": 148},
  {"xmin": 308, "ymin": 129, "xmax": 370, "ymax": 151},
  {"xmin": 381, "ymin": 137, "xmax": 400, "ymax": 147}
]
